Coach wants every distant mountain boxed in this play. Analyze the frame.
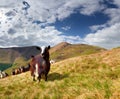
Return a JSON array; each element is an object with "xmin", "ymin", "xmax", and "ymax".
[
  {"xmin": 1, "ymin": 42, "xmax": 106, "ymax": 72},
  {"xmin": 50, "ymin": 42, "xmax": 106, "ymax": 61},
  {"xmin": 50, "ymin": 42, "xmax": 71, "ymax": 53},
  {"xmin": 0, "ymin": 46, "xmax": 40, "ymax": 64},
  {"xmin": 0, "ymin": 42, "xmax": 106, "ymax": 64}
]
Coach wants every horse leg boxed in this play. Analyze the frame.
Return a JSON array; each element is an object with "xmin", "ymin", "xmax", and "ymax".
[
  {"xmin": 37, "ymin": 75, "xmax": 41, "ymax": 82},
  {"xmin": 45, "ymin": 73, "xmax": 47, "ymax": 81},
  {"xmin": 33, "ymin": 75, "xmax": 35, "ymax": 81}
]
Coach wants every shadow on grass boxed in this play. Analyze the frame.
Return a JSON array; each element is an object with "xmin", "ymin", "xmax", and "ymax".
[{"xmin": 48, "ymin": 72, "xmax": 69, "ymax": 81}]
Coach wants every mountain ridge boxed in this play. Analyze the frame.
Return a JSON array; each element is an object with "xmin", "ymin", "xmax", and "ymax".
[
  {"xmin": 0, "ymin": 46, "xmax": 41, "ymax": 63},
  {"xmin": 0, "ymin": 42, "xmax": 106, "ymax": 72},
  {"xmin": 50, "ymin": 42, "xmax": 106, "ymax": 61}
]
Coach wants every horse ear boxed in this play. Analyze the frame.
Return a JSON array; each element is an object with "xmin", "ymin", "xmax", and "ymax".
[
  {"xmin": 36, "ymin": 46, "xmax": 41, "ymax": 50},
  {"xmin": 48, "ymin": 45, "xmax": 50, "ymax": 49},
  {"xmin": 31, "ymin": 55, "xmax": 34, "ymax": 58}
]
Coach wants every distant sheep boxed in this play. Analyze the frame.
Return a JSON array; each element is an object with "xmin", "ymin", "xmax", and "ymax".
[
  {"xmin": 50, "ymin": 60, "xmax": 55, "ymax": 64},
  {"xmin": 11, "ymin": 65, "xmax": 30, "ymax": 75},
  {"xmin": 0, "ymin": 70, "xmax": 8, "ymax": 79}
]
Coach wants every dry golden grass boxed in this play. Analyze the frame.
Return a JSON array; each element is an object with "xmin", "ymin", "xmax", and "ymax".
[
  {"xmin": 50, "ymin": 42, "xmax": 106, "ymax": 62},
  {"xmin": 0, "ymin": 48, "xmax": 120, "ymax": 99}
]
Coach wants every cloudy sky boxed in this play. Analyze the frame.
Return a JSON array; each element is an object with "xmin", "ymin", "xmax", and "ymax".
[{"xmin": 0, "ymin": 0, "xmax": 120, "ymax": 49}]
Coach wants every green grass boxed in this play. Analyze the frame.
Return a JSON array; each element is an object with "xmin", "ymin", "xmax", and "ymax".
[
  {"xmin": 0, "ymin": 63, "xmax": 119, "ymax": 99},
  {"xmin": 0, "ymin": 48, "xmax": 120, "ymax": 99},
  {"xmin": 50, "ymin": 44, "xmax": 106, "ymax": 62},
  {"xmin": 4, "ymin": 57, "xmax": 29, "ymax": 75}
]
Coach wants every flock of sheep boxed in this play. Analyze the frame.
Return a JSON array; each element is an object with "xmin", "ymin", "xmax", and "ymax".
[{"xmin": 0, "ymin": 65, "xmax": 30, "ymax": 79}]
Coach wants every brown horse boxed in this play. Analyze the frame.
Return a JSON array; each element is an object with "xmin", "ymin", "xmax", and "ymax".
[{"xmin": 30, "ymin": 46, "xmax": 50, "ymax": 82}]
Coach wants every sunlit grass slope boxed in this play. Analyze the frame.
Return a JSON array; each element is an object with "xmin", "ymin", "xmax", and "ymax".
[
  {"xmin": 0, "ymin": 48, "xmax": 120, "ymax": 99},
  {"xmin": 50, "ymin": 42, "xmax": 106, "ymax": 62},
  {"xmin": 4, "ymin": 57, "xmax": 29, "ymax": 75}
]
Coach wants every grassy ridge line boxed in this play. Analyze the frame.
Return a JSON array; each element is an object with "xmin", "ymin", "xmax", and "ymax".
[
  {"xmin": 3, "ymin": 42, "xmax": 106, "ymax": 74},
  {"xmin": 50, "ymin": 42, "xmax": 106, "ymax": 62},
  {"xmin": 52, "ymin": 47, "xmax": 120, "ymax": 68},
  {"xmin": 0, "ymin": 46, "xmax": 40, "ymax": 63},
  {"xmin": 0, "ymin": 48, "xmax": 120, "ymax": 99},
  {"xmin": 0, "ymin": 42, "xmax": 106, "ymax": 72}
]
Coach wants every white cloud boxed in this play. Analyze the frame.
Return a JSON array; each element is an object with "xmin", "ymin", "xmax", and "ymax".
[
  {"xmin": 79, "ymin": 0, "xmax": 104, "ymax": 15},
  {"xmin": 84, "ymin": 23, "xmax": 120, "ymax": 49},
  {"xmin": 1, "ymin": 0, "xmax": 120, "ymax": 49},
  {"xmin": 0, "ymin": 25, "xmax": 84, "ymax": 47},
  {"xmin": 0, "ymin": 0, "xmax": 22, "ymax": 8},
  {"xmin": 0, "ymin": 0, "xmax": 103, "ymax": 47},
  {"xmin": 104, "ymin": 8, "xmax": 120, "ymax": 25},
  {"xmin": 61, "ymin": 26, "xmax": 71, "ymax": 31},
  {"xmin": 0, "ymin": 0, "xmax": 120, "ymax": 48},
  {"xmin": 24, "ymin": 0, "xmax": 104, "ymax": 22},
  {"xmin": 86, "ymin": 0, "xmax": 120, "ymax": 49},
  {"xmin": 113, "ymin": 0, "xmax": 120, "ymax": 7},
  {"xmin": 89, "ymin": 24, "xmax": 106, "ymax": 32}
]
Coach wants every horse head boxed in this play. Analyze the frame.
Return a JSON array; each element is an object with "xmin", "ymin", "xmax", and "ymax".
[{"xmin": 41, "ymin": 45, "xmax": 50, "ymax": 61}]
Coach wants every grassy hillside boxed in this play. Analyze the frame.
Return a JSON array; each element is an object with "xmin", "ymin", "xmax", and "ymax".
[
  {"xmin": 0, "ymin": 48, "xmax": 120, "ymax": 99},
  {"xmin": 4, "ymin": 57, "xmax": 30, "ymax": 75},
  {"xmin": 0, "ymin": 46, "xmax": 40, "ymax": 63},
  {"xmin": 0, "ymin": 46, "xmax": 40, "ymax": 72},
  {"xmin": 2, "ymin": 42, "xmax": 106, "ymax": 73},
  {"xmin": 50, "ymin": 42, "xmax": 106, "ymax": 61}
]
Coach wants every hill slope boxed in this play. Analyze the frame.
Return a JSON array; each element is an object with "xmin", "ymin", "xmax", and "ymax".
[
  {"xmin": 0, "ymin": 46, "xmax": 40, "ymax": 64},
  {"xmin": 0, "ymin": 42, "xmax": 106, "ymax": 72},
  {"xmin": 0, "ymin": 46, "xmax": 41, "ymax": 71},
  {"xmin": 50, "ymin": 42, "xmax": 106, "ymax": 61},
  {"xmin": 0, "ymin": 48, "xmax": 120, "ymax": 99}
]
